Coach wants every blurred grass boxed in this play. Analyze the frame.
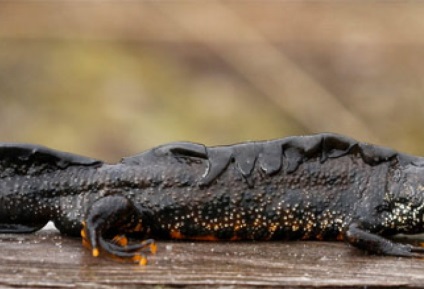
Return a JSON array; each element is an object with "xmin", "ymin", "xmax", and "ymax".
[
  {"xmin": 0, "ymin": 1, "xmax": 424, "ymax": 161},
  {"xmin": 0, "ymin": 41, "xmax": 301, "ymax": 161}
]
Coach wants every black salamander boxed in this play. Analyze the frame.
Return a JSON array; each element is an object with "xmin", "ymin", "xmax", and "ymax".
[{"xmin": 1, "ymin": 133, "xmax": 424, "ymax": 264}]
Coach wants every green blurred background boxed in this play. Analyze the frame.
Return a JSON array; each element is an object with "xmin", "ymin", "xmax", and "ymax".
[{"xmin": 1, "ymin": 1, "xmax": 424, "ymax": 162}]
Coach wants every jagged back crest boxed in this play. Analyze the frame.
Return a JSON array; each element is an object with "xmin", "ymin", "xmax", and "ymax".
[{"xmin": 121, "ymin": 133, "xmax": 419, "ymax": 187}]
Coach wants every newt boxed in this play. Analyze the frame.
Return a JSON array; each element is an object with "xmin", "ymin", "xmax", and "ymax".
[{"xmin": 1, "ymin": 133, "xmax": 424, "ymax": 264}]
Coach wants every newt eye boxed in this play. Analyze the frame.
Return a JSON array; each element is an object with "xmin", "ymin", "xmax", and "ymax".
[
  {"xmin": 410, "ymin": 196, "xmax": 423, "ymax": 208},
  {"xmin": 376, "ymin": 202, "xmax": 392, "ymax": 212}
]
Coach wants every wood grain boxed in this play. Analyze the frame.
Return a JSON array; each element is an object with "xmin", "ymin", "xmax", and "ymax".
[{"xmin": 0, "ymin": 230, "xmax": 423, "ymax": 288}]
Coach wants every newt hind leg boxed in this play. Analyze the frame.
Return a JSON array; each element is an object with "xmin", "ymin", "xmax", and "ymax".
[
  {"xmin": 345, "ymin": 222, "xmax": 424, "ymax": 258},
  {"xmin": 81, "ymin": 195, "xmax": 156, "ymax": 265}
]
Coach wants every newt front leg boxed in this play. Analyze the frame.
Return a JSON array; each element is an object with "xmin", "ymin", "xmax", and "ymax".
[
  {"xmin": 81, "ymin": 195, "xmax": 157, "ymax": 265},
  {"xmin": 345, "ymin": 222, "xmax": 424, "ymax": 258}
]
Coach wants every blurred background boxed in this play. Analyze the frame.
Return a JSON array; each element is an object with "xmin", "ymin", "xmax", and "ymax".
[{"xmin": 1, "ymin": 1, "xmax": 424, "ymax": 162}]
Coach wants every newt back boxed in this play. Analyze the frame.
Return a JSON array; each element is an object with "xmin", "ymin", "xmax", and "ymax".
[{"xmin": 120, "ymin": 133, "xmax": 412, "ymax": 241}]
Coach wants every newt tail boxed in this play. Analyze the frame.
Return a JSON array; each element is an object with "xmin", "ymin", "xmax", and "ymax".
[{"xmin": 2, "ymin": 133, "xmax": 424, "ymax": 264}]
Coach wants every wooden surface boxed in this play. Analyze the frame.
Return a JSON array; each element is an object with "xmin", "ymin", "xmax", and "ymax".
[{"xmin": 0, "ymin": 230, "xmax": 423, "ymax": 288}]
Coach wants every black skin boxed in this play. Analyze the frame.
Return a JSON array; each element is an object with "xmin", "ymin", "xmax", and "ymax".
[{"xmin": 2, "ymin": 132, "xmax": 424, "ymax": 263}]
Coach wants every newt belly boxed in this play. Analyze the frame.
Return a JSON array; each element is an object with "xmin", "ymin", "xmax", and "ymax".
[{"xmin": 2, "ymin": 133, "xmax": 424, "ymax": 264}]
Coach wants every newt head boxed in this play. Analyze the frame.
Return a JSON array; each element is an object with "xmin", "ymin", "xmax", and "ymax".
[{"xmin": 383, "ymin": 165, "xmax": 424, "ymax": 234}]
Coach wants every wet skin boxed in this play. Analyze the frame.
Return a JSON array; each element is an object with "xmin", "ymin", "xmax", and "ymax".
[{"xmin": 2, "ymin": 133, "xmax": 424, "ymax": 264}]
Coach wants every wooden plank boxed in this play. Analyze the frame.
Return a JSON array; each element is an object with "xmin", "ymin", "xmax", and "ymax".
[{"xmin": 0, "ymin": 230, "xmax": 423, "ymax": 288}]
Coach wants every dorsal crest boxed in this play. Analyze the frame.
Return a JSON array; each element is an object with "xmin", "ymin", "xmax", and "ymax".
[
  {"xmin": 121, "ymin": 133, "xmax": 418, "ymax": 187},
  {"xmin": 199, "ymin": 133, "xmax": 412, "ymax": 186}
]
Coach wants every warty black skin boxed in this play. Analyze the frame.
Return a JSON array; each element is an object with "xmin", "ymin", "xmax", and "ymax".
[{"xmin": 2, "ymin": 132, "xmax": 424, "ymax": 262}]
